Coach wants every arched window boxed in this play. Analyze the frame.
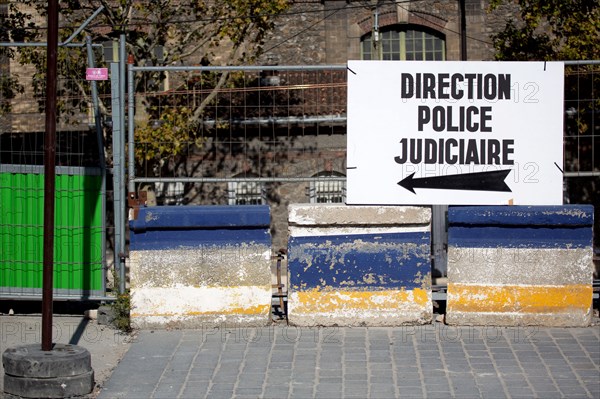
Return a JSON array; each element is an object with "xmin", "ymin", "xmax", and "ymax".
[
  {"xmin": 309, "ymin": 171, "xmax": 346, "ymax": 204},
  {"xmin": 361, "ymin": 26, "xmax": 445, "ymax": 61}
]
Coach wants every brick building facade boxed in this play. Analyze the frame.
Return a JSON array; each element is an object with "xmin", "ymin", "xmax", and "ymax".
[
  {"xmin": 198, "ymin": 0, "xmax": 516, "ymax": 249},
  {"xmin": 2, "ymin": 0, "xmax": 523, "ymax": 251},
  {"xmin": 258, "ymin": 0, "xmax": 509, "ymax": 66}
]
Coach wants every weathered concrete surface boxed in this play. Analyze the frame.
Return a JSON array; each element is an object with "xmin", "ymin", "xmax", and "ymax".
[
  {"xmin": 446, "ymin": 205, "xmax": 594, "ymax": 327},
  {"xmin": 130, "ymin": 246, "xmax": 271, "ymax": 288},
  {"xmin": 288, "ymin": 289, "xmax": 431, "ymax": 327},
  {"xmin": 129, "ymin": 205, "xmax": 273, "ymax": 329},
  {"xmin": 448, "ymin": 248, "xmax": 592, "ymax": 285},
  {"xmin": 130, "ymin": 245, "xmax": 272, "ymax": 329},
  {"xmin": 289, "ymin": 204, "xmax": 431, "ymax": 226},
  {"xmin": 447, "ymin": 282, "xmax": 592, "ymax": 326},
  {"xmin": 287, "ymin": 204, "xmax": 432, "ymax": 326}
]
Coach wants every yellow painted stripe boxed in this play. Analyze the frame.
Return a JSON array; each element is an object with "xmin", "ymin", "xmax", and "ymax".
[
  {"xmin": 291, "ymin": 289, "xmax": 429, "ymax": 313},
  {"xmin": 131, "ymin": 304, "xmax": 271, "ymax": 318},
  {"xmin": 448, "ymin": 283, "xmax": 592, "ymax": 313}
]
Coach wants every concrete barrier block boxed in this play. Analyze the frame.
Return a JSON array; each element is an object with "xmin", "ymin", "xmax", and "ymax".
[
  {"xmin": 129, "ymin": 206, "xmax": 272, "ymax": 329},
  {"xmin": 287, "ymin": 204, "xmax": 432, "ymax": 326},
  {"xmin": 446, "ymin": 205, "xmax": 594, "ymax": 327}
]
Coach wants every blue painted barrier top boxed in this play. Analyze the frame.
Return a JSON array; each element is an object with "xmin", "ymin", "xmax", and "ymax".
[
  {"xmin": 448, "ymin": 205, "xmax": 594, "ymax": 249},
  {"xmin": 448, "ymin": 205, "xmax": 594, "ymax": 227},
  {"xmin": 129, "ymin": 205, "xmax": 271, "ymax": 250},
  {"xmin": 130, "ymin": 205, "xmax": 271, "ymax": 232}
]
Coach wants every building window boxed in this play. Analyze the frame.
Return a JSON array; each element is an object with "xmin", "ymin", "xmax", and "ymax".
[
  {"xmin": 361, "ymin": 26, "xmax": 445, "ymax": 61},
  {"xmin": 310, "ymin": 171, "xmax": 346, "ymax": 204},
  {"xmin": 228, "ymin": 178, "xmax": 265, "ymax": 205}
]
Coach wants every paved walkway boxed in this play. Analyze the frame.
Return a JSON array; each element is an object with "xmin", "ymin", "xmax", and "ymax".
[{"xmin": 98, "ymin": 323, "xmax": 600, "ymax": 398}]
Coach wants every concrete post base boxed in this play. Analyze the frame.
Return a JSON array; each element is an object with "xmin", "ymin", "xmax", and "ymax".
[{"xmin": 2, "ymin": 344, "xmax": 93, "ymax": 398}]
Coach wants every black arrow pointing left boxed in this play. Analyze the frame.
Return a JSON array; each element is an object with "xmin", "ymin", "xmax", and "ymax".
[{"xmin": 398, "ymin": 169, "xmax": 512, "ymax": 194}]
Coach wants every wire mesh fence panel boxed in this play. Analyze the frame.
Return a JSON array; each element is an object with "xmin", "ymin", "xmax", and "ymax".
[
  {"xmin": 564, "ymin": 62, "xmax": 599, "ymax": 175},
  {"xmin": 133, "ymin": 67, "xmax": 347, "ymax": 174},
  {"xmin": 130, "ymin": 63, "xmax": 599, "ymax": 253},
  {"xmin": 3, "ymin": 57, "xmax": 598, "ymax": 290},
  {"xmin": 132, "ymin": 66, "xmax": 348, "ymax": 204},
  {"xmin": 0, "ymin": 45, "xmax": 107, "ymax": 299},
  {"xmin": 562, "ymin": 62, "xmax": 599, "ymax": 262}
]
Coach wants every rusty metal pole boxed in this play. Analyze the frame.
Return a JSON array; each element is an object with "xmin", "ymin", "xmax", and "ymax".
[
  {"xmin": 42, "ymin": 0, "xmax": 59, "ymax": 352},
  {"xmin": 276, "ymin": 252, "xmax": 285, "ymax": 321},
  {"xmin": 459, "ymin": 0, "xmax": 467, "ymax": 61}
]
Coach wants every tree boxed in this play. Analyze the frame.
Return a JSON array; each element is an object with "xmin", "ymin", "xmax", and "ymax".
[
  {"xmin": 1, "ymin": 0, "xmax": 289, "ymax": 171},
  {"xmin": 490, "ymin": 0, "xmax": 600, "ymax": 250},
  {"xmin": 489, "ymin": 0, "xmax": 599, "ymax": 61},
  {"xmin": 490, "ymin": 0, "xmax": 599, "ymax": 139},
  {"xmin": 0, "ymin": 74, "xmax": 24, "ymax": 115}
]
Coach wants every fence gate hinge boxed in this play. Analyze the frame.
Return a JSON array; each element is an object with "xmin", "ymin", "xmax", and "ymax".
[{"xmin": 128, "ymin": 191, "xmax": 147, "ymax": 220}]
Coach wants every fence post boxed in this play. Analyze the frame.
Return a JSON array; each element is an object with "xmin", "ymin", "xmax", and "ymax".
[{"xmin": 110, "ymin": 62, "xmax": 125, "ymax": 294}]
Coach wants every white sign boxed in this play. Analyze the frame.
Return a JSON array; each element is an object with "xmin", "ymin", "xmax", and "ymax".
[
  {"xmin": 347, "ymin": 61, "xmax": 564, "ymax": 205},
  {"xmin": 86, "ymin": 67, "xmax": 108, "ymax": 81}
]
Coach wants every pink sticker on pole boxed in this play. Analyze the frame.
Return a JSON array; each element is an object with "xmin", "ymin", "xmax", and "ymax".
[{"xmin": 86, "ymin": 67, "xmax": 108, "ymax": 81}]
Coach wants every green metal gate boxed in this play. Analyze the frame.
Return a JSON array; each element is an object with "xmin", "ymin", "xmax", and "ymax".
[{"xmin": 0, "ymin": 165, "xmax": 105, "ymax": 299}]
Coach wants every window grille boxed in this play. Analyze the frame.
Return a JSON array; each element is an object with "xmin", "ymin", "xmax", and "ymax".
[
  {"xmin": 309, "ymin": 172, "xmax": 346, "ymax": 204},
  {"xmin": 227, "ymin": 180, "xmax": 265, "ymax": 205},
  {"xmin": 154, "ymin": 182, "xmax": 185, "ymax": 205}
]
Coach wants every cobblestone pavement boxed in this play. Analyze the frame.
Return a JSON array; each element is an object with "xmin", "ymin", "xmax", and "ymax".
[{"xmin": 98, "ymin": 323, "xmax": 600, "ymax": 398}]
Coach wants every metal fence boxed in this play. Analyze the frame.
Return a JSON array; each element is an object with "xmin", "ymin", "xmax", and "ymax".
[
  {"xmin": 563, "ymin": 61, "xmax": 599, "ymax": 177},
  {"xmin": 127, "ymin": 65, "xmax": 348, "ymax": 198},
  {"xmin": 127, "ymin": 62, "xmax": 599, "ymax": 251},
  {"xmin": 1, "ymin": 59, "xmax": 598, "ymax": 297},
  {"xmin": 128, "ymin": 63, "xmax": 599, "ymax": 177},
  {"xmin": 562, "ymin": 62, "xmax": 600, "ymax": 268},
  {"xmin": 125, "ymin": 65, "xmax": 349, "ymax": 251},
  {"xmin": 0, "ymin": 42, "xmax": 109, "ymax": 299}
]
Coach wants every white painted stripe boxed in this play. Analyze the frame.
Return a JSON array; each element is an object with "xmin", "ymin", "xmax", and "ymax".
[
  {"xmin": 289, "ymin": 225, "xmax": 430, "ymax": 237},
  {"xmin": 131, "ymin": 286, "xmax": 272, "ymax": 316}
]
